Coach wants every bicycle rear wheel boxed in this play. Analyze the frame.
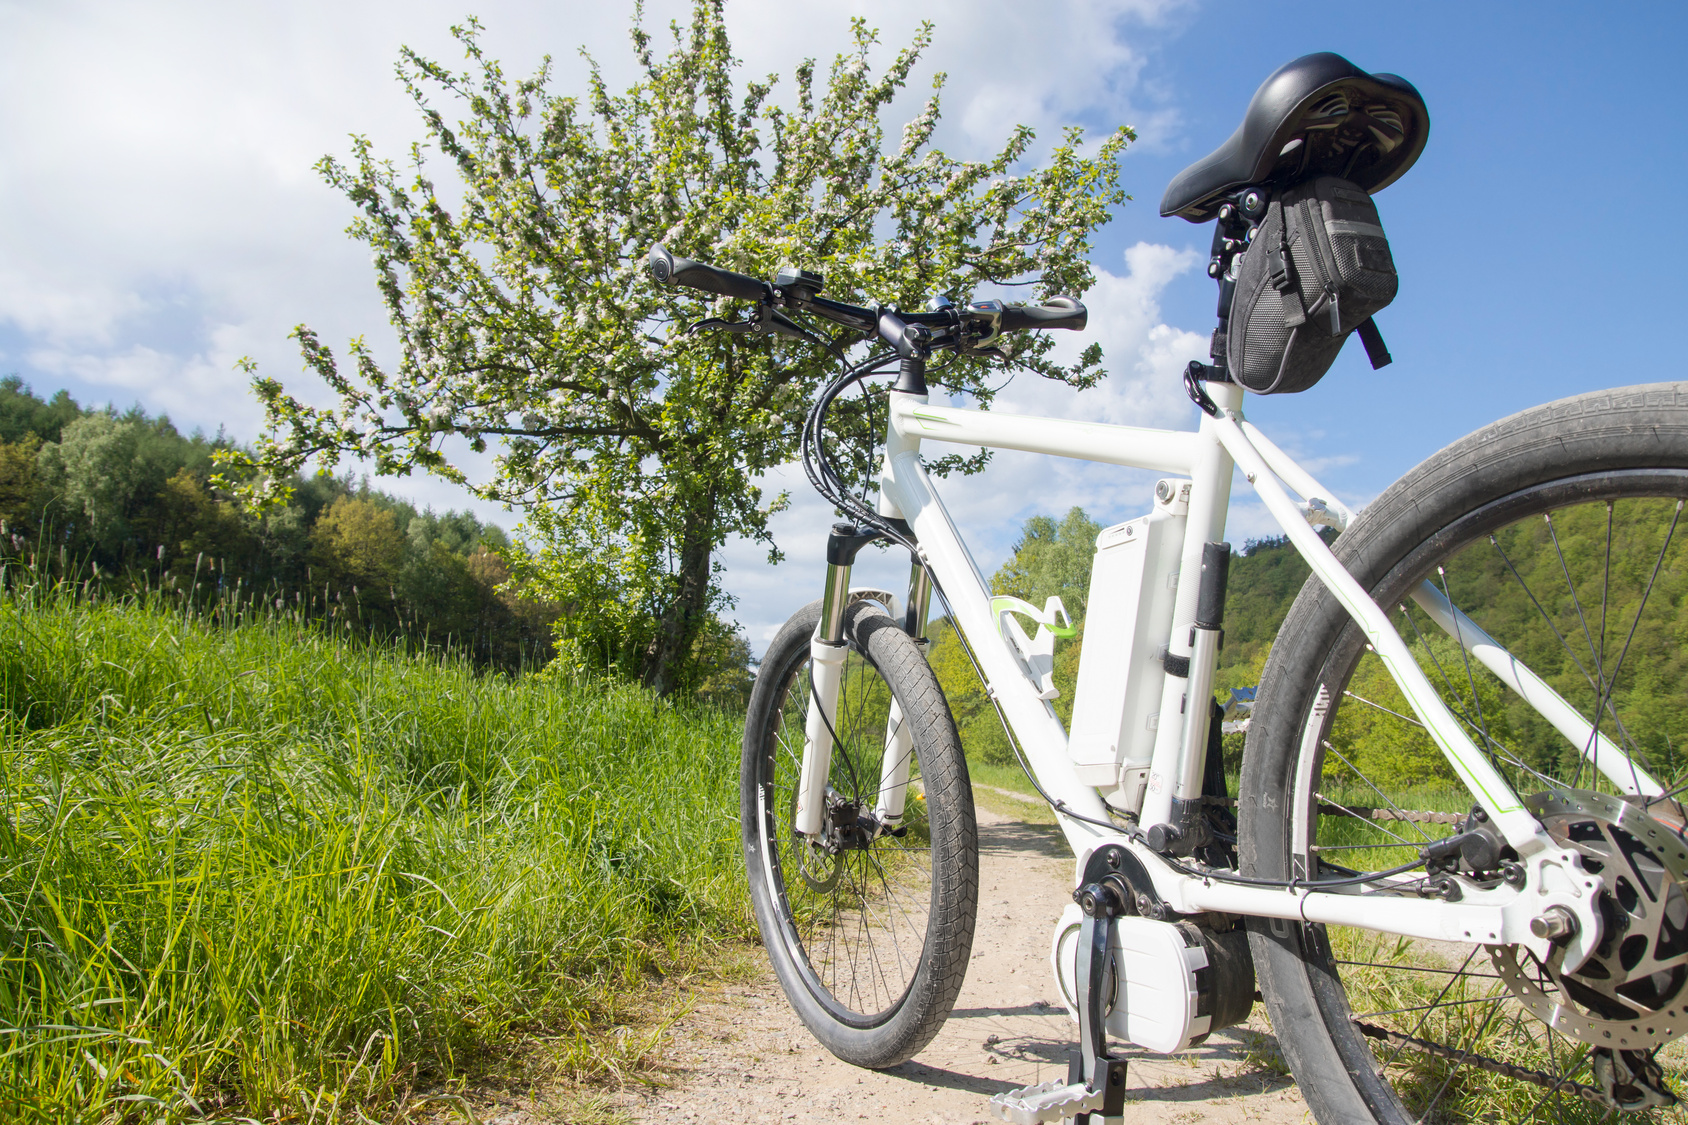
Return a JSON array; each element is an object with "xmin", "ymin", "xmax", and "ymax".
[
  {"xmin": 741, "ymin": 596, "xmax": 977, "ymax": 1068},
  {"xmin": 1242, "ymin": 383, "xmax": 1688, "ymax": 1123}
]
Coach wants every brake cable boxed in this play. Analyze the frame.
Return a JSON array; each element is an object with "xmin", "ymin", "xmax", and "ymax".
[{"xmin": 799, "ymin": 322, "xmax": 1435, "ymax": 894}]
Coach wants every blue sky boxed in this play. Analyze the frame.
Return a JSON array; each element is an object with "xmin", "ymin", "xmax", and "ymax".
[
  {"xmin": 1120, "ymin": 3, "xmax": 1688, "ymax": 480},
  {"xmin": 1, "ymin": 1, "xmax": 1682, "ymax": 648}
]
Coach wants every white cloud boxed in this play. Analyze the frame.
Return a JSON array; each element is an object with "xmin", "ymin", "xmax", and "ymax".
[
  {"xmin": 0, "ymin": 0, "xmax": 1201, "ymax": 572},
  {"xmin": 0, "ymin": 0, "xmax": 1190, "ymax": 393},
  {"xmin": 26, "ymin": 343, "xmax": 252, "ymax": 431},
  {"xmin": 991, "ymin": 241, "xmax": 1205, "ymax": 426}
]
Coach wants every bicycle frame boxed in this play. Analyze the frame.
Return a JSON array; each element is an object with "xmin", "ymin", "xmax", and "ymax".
[{"xmin": 799, "ymin": 378, "xmax": 1645, "ymax": 968}]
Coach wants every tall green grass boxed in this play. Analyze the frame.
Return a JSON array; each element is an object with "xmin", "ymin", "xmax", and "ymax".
[{"xmin": 0, "ymin": 573, "xmax": 747, "ymax": 1122}]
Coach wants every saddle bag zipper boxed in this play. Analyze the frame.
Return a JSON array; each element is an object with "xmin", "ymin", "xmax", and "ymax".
[{"xmin": 1297, "ymin": 196, "xmax": 1342, "ymax": 334}]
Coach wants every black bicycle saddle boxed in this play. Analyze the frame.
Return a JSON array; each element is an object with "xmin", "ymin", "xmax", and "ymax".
[{"xmin": 1161, "ymin": 52, "xmax": 1429, "ymax": 222}]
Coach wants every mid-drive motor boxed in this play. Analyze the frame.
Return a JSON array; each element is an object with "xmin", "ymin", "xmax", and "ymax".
[{"xmin": 1050, "ymin": 903, "xmax": 1253, "ymax": 1054}]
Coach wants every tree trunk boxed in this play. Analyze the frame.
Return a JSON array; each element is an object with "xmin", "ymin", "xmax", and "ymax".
[{"xmin": 642, "ymin": 489, "xmax": 718, "ymax": 696}]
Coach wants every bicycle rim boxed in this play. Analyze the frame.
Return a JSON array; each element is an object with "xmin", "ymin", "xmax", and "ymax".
[
  {"xmin": 1275, "ymin": 472, "xmax": 1688, "ymax": 1122},
  {"xmin": 753, "ymin": 623, "xmax": 937, "ymax": 1027}
]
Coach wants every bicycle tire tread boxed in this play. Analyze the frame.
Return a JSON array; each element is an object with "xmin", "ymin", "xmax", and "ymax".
[
  {"xmin": 1240, "ymin": 381, "xmax": 1688, "ymax": 1124},
  {"xmin": 741, "ymin": 599, "xmax": 978, "ymax": 1069}
]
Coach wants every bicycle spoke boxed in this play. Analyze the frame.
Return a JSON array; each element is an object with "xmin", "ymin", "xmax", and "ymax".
[
  {"xmin": 865, "ymin": 850, "xmax": 913, "ymax": 987},
  {"xmin": 1445, "ymin": 709, "xmax": 1563, "ymax": 793},
  {"xmin": 1377, "ymin": 946, "xmax": 1480, "ymax": 1068},
  {"xmin": 1343, "ymin": 684, "xmax": 1425, "ymax": 728},
  {"xmin": 1487, "ymin": 523, "xmax": 1649, "ymax": 781},
  {"xmin": 1584, "ymin": 499, "xmax": 1682, "ymax": 797},
  {"xmin": 1545, "ymin": 512, "xmax": 1604, "ymax": 699},
  {"xmin": 847, "ymin": 853, "xmax": 894, "ymax": 1009},
  {"xmin": 1598, "ymin": 500, "xmax": 1612, "ymax": 721},
  {"xmin": 1319, "ymin": 739, "xmax": 1434, "ymax": 843},
  {"xmin": 1315, "ymin": 792, "xmax": 1419, "ymax": 848},
  {"xmin": 1398, "ymin": 605, "xmax": 1516, "ymax": 777},
  {"xmin": 840, "ymin": 854, "xmax": 884, "ymax": 1000},
  {"xmin": 1489, "ymin": 531, "xmax": 1601, "ymax": 698},
  {"xmin": 1314, "ymin": 841, "xmax": 1444, "ymax": 852},
  {"xmin": 866, "ymin": 840, "xmax": 925, "ymax": 938},
  {"xmin": 1396, "ymin": 603, "xmax": 1564, "ymax": 794},
  {"xmin": 1437, "ymin": 564, "xmax": 1494, "ymax": 764},
  {"xmin": 1333, "ymin": 959, "xmax": 1501, "ymax": 981},
  {"xmin": 1412, "ymin": 993, "xmax": 1508, "ymax": 1121}
]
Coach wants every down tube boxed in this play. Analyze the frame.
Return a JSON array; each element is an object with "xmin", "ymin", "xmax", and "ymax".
[{"xmin": 881, "ymin": 449, "xmax": 1113, "ymax": 853}]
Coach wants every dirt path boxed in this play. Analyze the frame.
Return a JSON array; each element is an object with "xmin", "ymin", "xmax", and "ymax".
[{"xmin": 618, "ymin": 798, "xmax": 1311, "ymax": 1124}]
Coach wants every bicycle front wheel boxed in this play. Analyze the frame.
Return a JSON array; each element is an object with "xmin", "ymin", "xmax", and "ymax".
[
  {"xmin": 1242, "ymin": 383, "xmax": 1688, "ymax": 1123},
  {"xmin": 741, "ymin": 596, "xmax": 977, "ymax": 1068}
]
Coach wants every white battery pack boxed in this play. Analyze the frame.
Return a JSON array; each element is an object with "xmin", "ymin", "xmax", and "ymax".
[{"xmin": 1067, "ymin": 483, "xmax": 1188, "ymax": 793}]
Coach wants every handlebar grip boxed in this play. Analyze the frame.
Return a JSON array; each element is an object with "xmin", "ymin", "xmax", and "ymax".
[
  {"xmin": 998, "ymin": 296, "xmax": 1087, "ymax": 333},
  {"xmin": 647, "ymin": 243, "xmax": 767, "ymax": 302}
]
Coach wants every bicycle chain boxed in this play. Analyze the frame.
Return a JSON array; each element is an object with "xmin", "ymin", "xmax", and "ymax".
[
  {"xmin": 1215, "ymin": 793, "xmax": 1612, "ymax": 1106},
  {"xmin": 1353, "ymin": 1019, "xmax": 1611, "ymax": 1108},
  {"xmin": 1202, "ymin": 795, "xmax": 1465, "ymax": 825},
  {"xmin": 1316, "ymin": 802, "xmax": 1465, "ymax": 825}
]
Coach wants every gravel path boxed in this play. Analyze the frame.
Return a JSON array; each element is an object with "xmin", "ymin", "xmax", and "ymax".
[{"xmin": 617, "ymin": 798, "xmax": 1312, "ymax": 1124}]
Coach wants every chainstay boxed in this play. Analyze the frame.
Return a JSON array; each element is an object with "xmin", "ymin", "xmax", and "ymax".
[{"xmin": 1353, "ymin": 1019, "xmax": 1611, "ymax": 1108}]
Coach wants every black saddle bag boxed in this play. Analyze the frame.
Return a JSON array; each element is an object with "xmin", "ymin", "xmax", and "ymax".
[{"xmin": 1225, "ymin": 176, "xmax": 1397, "ymax": 394}]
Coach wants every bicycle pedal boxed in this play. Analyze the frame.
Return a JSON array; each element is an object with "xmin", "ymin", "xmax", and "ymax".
[{"xmin": 987, "ymin": 1079, "xmax": 1103, "ymax": 1124}]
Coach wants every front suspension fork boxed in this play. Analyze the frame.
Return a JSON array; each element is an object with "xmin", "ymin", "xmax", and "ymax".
[{"xmin": 794, "ymin": 526, "xmax": 931, "ymax": 840}]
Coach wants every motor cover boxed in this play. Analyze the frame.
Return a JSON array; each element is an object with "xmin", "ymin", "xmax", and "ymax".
[{"xmin": 1050, "ymin": 904, "xmax": 1253, "ymax": 1054}]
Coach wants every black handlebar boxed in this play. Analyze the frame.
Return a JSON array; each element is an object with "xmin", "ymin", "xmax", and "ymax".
[
  {"xmin": 648, "ymin": 244, "xmax": 769, "ymax": 302},
  {"xmin": 646, "ymin": 242, "xmax": 1087, "ymax": 350},
  {"xmin": 1000, "ymin": 296, "xmax": 1087, "ymax": 333}
]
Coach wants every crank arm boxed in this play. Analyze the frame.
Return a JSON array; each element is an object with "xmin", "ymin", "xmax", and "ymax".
[{"xmin": 992, "ymin": 872, "xmax": 1129, "ymax": 1125}]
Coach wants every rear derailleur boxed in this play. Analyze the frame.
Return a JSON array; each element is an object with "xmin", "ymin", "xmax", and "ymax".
[{"xmin": 1594, "ymin": 1048, "xmax": 1676, "ymax": 1113}]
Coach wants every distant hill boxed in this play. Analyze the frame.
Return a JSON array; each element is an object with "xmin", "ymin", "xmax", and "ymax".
[{"xmin": 928, "ymin": 509, "xmax": 1687, "ymax": 789}]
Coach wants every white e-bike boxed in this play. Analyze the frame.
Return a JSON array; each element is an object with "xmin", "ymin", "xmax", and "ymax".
[{"xmin": 649, "ymin": 59, "xmax": 1688, "ymax": 1125}]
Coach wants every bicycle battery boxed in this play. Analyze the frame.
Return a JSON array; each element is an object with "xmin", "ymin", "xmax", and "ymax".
[{"xmin": 1066, "ymin": 480, "xmax": 1189, "ymax": 807}]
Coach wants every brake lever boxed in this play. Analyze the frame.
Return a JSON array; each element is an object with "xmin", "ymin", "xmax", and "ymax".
[
  {"xmin": 761, "ymin": 307, "xmax": 812, "ymax": 341},
  {"xmin": 683, "ymin": 304, "xmax": 815, "ymax": 343}
]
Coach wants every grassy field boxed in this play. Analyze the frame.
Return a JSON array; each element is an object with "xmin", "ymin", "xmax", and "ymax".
[
  {"xmin": 0, "ymin": 576, "xmax": 748, "ymax": 1122},
  {"xmin": 14, "ymin": 561, "xmax": 1688, "ymax": 1124}
]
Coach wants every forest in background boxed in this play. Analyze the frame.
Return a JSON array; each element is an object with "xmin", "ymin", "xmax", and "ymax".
[
  {"xmin": 0, "ymin": 377, "xmax": 754, "ymax": 702},
  {"xmin": 933, "ymin": 503, "xmax": 1688, "ymax": 793},
  {"xmin": 0, "ymin": 377, "xmax": 552, "ymax": 670}
]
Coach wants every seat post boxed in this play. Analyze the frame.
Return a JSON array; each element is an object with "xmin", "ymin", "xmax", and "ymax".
[{"xmin": 1203, "ymin": 189, "xmax": 1268, "ymax": 380}]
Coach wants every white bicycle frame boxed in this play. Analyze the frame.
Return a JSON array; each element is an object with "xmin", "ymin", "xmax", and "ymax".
[{"xmin": 799, "ymin": 379, "xmax": 1659, "ymax": 971}]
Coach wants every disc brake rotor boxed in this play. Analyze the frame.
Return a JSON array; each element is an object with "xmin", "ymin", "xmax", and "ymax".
[
  {"xmin": 789, "ymin": 786, "xmax": 842, "ymax": 893},
  {"xmin": 1490, "ymin": 789, "xmax": 1688, "ymax": 1050}
]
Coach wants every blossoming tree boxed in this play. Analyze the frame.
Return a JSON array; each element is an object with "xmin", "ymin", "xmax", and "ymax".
[{"xmin": 237, "ymin": 1, "xmax": 1131, "ymax": 693}]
